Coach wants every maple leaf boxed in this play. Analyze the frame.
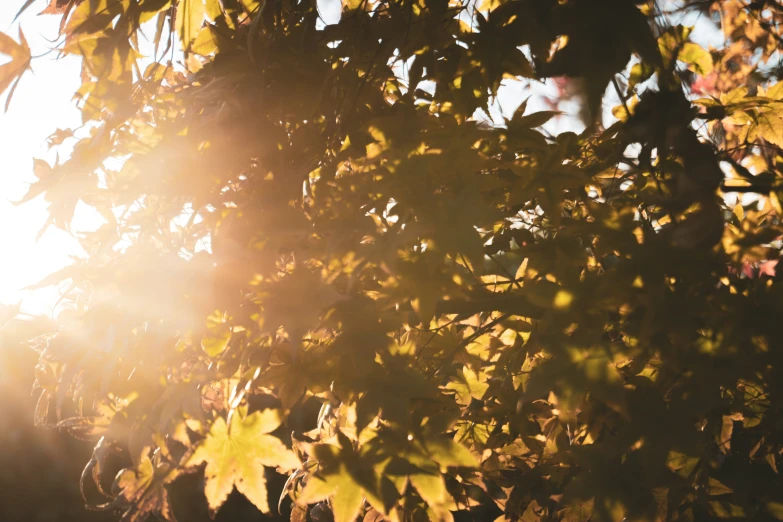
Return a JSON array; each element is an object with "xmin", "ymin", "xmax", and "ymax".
[
  {"xmin": 0, "ymin": 28, "xmax": 32, "ymax": 110},
  {"xmin": 114, "ymin": 455, "xmax": 181, "ymax": 522},
  {"xmin": 754, "ymin": 111, "xmax": 783, "ymax": 148},
  {"xmin": 298, "ymin": 436, "xmax": 399, "ymax": 522},
  {"xmin": 445, "ymin": 367, "xmax": 489, "ymax": 406},
  {"xmin": 186, "ymin": 407, "xmax": 300, "ymax": 515}
]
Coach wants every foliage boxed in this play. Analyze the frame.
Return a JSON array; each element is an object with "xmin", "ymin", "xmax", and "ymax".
[{"xmin": 7, "ymin": 0, "xmax": 783, "ymax": 521}]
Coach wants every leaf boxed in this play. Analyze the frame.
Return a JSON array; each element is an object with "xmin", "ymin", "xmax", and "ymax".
[
  {"xmin": 298, "ymin": 435, "xmax": 400, "ymax": 521},
  {"xmin": 628, "ymin": 62, "xmax": 654, "ymax": 90},
  {"xmin": 330, "ymin": 476, "xmax": 364, "ymax": 522},
  {"xmin": 206, "ymin": 0, "xmax": 224, "ymax": 20},
  {"xmin": 518, "ymin": 110, "xmax": 559, "ymax": 128},
  {"xmin": 445, "ymin": 367, "xmax": 489, "ymax": 406},
  {"xmin": 0, "ymin": 28, "xmax": 32, "ymax": 107},
  {"xmin": 40, "ymin": 0, "xmax": 76, "ymax": 15},
  {"xmin": 291, "ymin": 505, "xmax": 309, "ymax": 522},
  {"xmin": 707, "ymin": 501, "xmax": 745, "ymax": 518},
  {"xmin": 299, "ymin": 472, "xmax": 363, "ymax": 522},
  {"xmin": 754, "ymin": 112, "xmax": 783, "ymax": 148},
  {"xmin": 364, "ymin": 508, "xmax": 389, "ymax": 522},
  {"xmin": 201, "ymin": 329, "xmax": 231, "ymax": 357},
  {"xmin": 176, "ymin": 0, "xmax": 207, "ymax": 51},
  {"xmin": 720, "ymin": 86, "xmax": 748, "ymax": 106},
  {"xmin": 767, "ymin": 502, "xmax": 783, "ymax": 520},
  {"xmin": 679, "ymin": 42, "xmax": 713, "ymax": 75},
  {"xmin": 65, "ymin": 0, "xmax": 123, "ymax": 36},
  {"xmin": 766, "ymin": 82, "xmax": 783, "ymax": 100},
  {"xmin": 192, "ymin": 25, "xmax": 218, "ymax": 56},
  {"xmin": 115, "ymin": 455, "xmax": 181, "ymax": 522},
  {"xmin": 47, "ymin": 128, "xmax": 75, "ymax": 147},
  {"xmin": 186, "ymin": 407, "xmax": 300, "ymax": 514},
  {"xmin": 561, "ymin": 499, "xmax": 594, "ymax": 522},
  {"xmin": 708, "ymin": 477, "xmax": 733, "ymax": 496},
  {"xmin": 409, "ymin": 472, "xmax": 447, "ymax": 506},
  {"xmin": 424, "ymin": 438, "xmax": 477, "ymax": 469}
]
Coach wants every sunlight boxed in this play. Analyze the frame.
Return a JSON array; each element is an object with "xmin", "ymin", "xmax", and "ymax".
[{"xmin": 0, "ymin": 5, "xmax": 94, "ymax": 316}]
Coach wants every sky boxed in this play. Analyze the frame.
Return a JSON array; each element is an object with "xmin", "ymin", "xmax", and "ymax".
[{"xmin": 0, "ymin": 3, "xmax": 87, "ymax": 317}]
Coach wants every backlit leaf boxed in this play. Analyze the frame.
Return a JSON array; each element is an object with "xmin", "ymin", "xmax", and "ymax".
[
  {"xmin": 176, "ymin": 0, "xmax": 207, "ymax": 51},
  {"xmin": 186, "ymin": 407, "xmax": 299, "ymax": 514}
]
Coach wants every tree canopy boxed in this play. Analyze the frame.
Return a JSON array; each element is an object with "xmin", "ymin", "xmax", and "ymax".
[{"xmin": 5, "ymin": 0, "xmax": 783, "ymax": 521}]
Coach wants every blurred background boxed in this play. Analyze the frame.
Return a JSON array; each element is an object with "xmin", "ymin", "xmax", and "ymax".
[
  {"xmin": 0, "ymin": 312, "xmax": 112, "ymax": 522},
  {"xmin": 0, "ymin": 312, "xmax": 297, "ymax": 522}
]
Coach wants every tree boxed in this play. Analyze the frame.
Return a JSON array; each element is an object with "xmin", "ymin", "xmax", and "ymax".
[{"xmin": 5, "ymin": 0, "xmax": 783, "ymax": 520}]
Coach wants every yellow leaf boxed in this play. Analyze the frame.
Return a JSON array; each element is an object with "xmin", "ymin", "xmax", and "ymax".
[
  {"xmin": 177, "ymin": 0, "xmax": 207, "ymax": 51},
  {"xmin": 679, "ymin": 42, "xmax": 713, "ymax": 75},
  {"xmin": 299, "ymin": 470, "xmax": 363, "ymax": 522},
  {"xmin": 205, "ymin": 0, "xmax": 224, "ymax": 20},
  {"xmin": 186, "ymin": 408, "xmax": 299, "ymax": 514},
  {"xmin": 424, "ymin": 438, "xmax": 477, "ymax": 469},
  {"xmin": 410, "ymin": 473, "xmax": 447, "ymax": 506},
  {"xmin": 732, "ymin": 203, "xmax": 744, "ymax": 223},
  {"xmin": 239, "ymin": 0, "xmax": 261, "ymax": 11},
  {"xmin": 767, "ymin": 501, "xmax": 783, "ymax": 520},
  {"xmin": 755, "ymin": 112, "xmax": 783, "ymax": 148},
  {"xmin": 720, "ymin": 87, "xmax": 748, "ymax": 106},
  {"xmin": 330, "ymin": 476, "xmax": 364, "ymax": 522},
  {"xmin": 767, "ymin": 82, "xmax": 783, "ymax": 101},
  {"xmin": 201, "ymin": 329, "xmax": 231, "ymax": 357},
  {"xmin": 445, "ymin": 367, "xmax": 489, "ymax": 405},
  {"xmin": 115, "ymin": 456, "xmax": 181, "ymax": 522},
  {"xmin": 0, "ymin": 28, "xmax": 31, "ymax": 104},
  {"xmin": 611, "ymin": 95, "xmax": 639, "ymax": 122},
  {"xmin": 192, "ymin": 25, "xmax": 218, "ymax": 56}
]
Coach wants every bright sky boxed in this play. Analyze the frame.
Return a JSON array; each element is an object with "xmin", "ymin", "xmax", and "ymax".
[{"xmin": 0, "ymin": 4, "xmax": 86, "ymax": 317}]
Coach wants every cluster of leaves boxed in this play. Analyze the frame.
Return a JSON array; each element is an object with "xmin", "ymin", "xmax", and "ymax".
[{"xmin": 9, "ymin": 0, "xmax": 783, "ymax": 520}]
